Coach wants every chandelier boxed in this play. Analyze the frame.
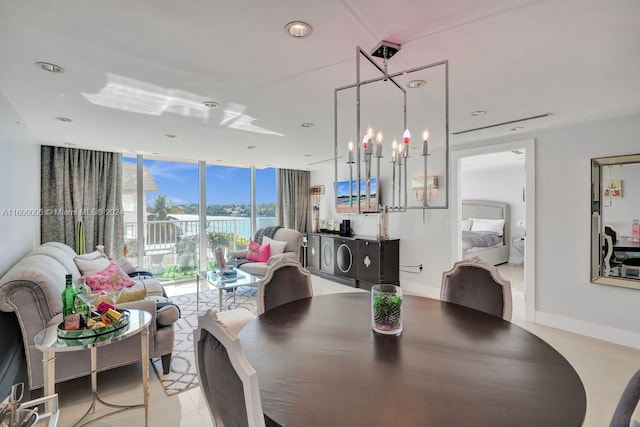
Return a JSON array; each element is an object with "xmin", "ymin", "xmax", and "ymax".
[{"xmin": 334, "ymin": 42, "xmax": 449, "ymax": 214}]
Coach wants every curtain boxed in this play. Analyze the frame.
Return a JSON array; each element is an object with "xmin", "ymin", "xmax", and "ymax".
[
  {"xmin": 41, "ymin": 146, "xmax": 124, "ymax": 258},
  {"xmin": 276, "ymin": 169, "xmax": 310, "ymax": 233}
]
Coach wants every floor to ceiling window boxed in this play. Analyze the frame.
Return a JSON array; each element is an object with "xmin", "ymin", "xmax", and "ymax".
[{"xmin": 123, "ymin": 158, "xmax": 276, "ymax": 283}]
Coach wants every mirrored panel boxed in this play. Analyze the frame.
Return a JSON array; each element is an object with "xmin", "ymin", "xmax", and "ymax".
[{"xmin": 591, "ymin": 153, "xmax": 640, "ymax": 289}]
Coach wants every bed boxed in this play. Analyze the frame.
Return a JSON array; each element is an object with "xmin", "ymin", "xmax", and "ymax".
[{"xmin": 461, "ymin": 200, "xmax": 510, "ymax": 265}]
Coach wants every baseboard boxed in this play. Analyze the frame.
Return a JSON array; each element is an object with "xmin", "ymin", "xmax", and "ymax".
[
  {"xmin": 508, "ymin": 255, "xmax": 524, "ymax": 264},
  {"xmin": 535, "ymin": 310, "xmax": 640, "ymax": 350},
  {"xmin": 399, "ymin": 279, "xmax": 440, "ymax": 300}
]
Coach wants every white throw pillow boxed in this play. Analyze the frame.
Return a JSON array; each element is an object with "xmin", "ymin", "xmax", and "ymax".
[
  {"xmin": 461, "ymin": 219, "xmax": 473, "ymax": 231},
  {"xmin": 75, "ymin": 250, "xmax": 105, "ymax": 261},
  {"xmin": 74, "ymin": 255, "xmax": 110, "ymax": 275},
  {"xmin": 263, "ymin": 236, "xmax": 288, "ymax": 256},
  {"xmin": 470, "ymin": 218, "xmax": 505, "ymax": 236}
]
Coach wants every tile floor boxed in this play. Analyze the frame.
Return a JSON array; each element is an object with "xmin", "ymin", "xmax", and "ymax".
[{"xmin": 51, "ymin": 273, "xmax": 639, "ymax": 427}]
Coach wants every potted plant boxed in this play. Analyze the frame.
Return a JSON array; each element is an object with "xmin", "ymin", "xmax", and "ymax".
[{"xmin": 371, "ymin": 284, "xmax": 403, "ymax": 335}]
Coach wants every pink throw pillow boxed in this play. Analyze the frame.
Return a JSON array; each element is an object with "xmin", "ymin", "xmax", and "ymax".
[
  {"xmin": 246, "ymin": 240, "xmax": 270, "ymax": 263},
  {"xmin": 85, "ymin": 261, "xmax": 136, "ymax": 292}
]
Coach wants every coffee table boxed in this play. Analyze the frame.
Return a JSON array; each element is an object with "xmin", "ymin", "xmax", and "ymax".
[
  {"xmin": 197, "ymin": 269, "xmax": 261, "ymax": 311},
  {"xmin": 34, "ymin": 309, "xmax": 151, "ymax": 427}
]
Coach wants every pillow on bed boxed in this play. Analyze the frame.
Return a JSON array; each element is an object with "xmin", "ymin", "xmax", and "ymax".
[
  {"xmin": 461, "ymin": 220, "xmax": 473, "ymax": 231},
  {"xmin": 470, "ymin": 218, "xmax": 505, "ymax": 236}
]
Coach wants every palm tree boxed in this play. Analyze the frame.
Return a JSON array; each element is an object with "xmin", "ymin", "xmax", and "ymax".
[{"xmin": 152, "ymin": 193, "xmax": 171, "ymax": 220}]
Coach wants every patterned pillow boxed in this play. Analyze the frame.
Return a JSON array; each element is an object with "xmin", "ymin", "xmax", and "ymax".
[
  {"xmin": 246, "ymin": 240, "xmax": 270, "ymax": 263},
  {"xmin": 85, "ymin": 261, "xmax": 136, "ymax": 292}
]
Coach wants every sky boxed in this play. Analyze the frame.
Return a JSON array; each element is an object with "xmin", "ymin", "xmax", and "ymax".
[{"xmin": 123, "ymin": 157, "xmax": 276, "ymax": 206}]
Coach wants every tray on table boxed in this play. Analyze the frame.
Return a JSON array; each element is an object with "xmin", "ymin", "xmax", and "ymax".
[{"xmin": 57, "ymin": 309, "xmax": 130, "ymax": 340}]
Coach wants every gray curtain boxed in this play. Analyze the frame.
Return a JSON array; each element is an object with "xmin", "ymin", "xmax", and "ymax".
[
  {"xmin": 276, "ymin": 169, "xmax": 310, "ymax": 233},
  {"xmin": 41, "ymin": 146, "xmax": 124, "ymax": 258}
]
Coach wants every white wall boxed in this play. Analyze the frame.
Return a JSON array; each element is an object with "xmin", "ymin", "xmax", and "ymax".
[
  {"xmin": 311, "ymin": 111, "xmax": 640, "ymax": 344},
  {"xmin": 0, "ymin": 90, "xmax": 40, "ymax": 275},
  {"xmin": 460, "ymin": 163, "xmax": 526, "ymax": 262}
]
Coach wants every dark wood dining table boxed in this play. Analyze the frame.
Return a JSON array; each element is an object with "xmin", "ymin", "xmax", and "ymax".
[{"xmin": 239, "ymin": 293, "xmax": 586, "ymax": 426}]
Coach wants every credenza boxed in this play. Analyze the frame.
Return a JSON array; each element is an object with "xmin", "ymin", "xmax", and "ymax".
[{"xmin": 305, "ymin": 233, "xmax": 399, "ymax": 289}]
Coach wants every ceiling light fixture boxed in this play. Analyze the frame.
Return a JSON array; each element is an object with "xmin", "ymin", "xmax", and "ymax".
[
  {"xmin": 36, "ymin": 62, "xmax": 64, "ymax": 73},
  {"xmin": 335, "ymin": 43, "xmax": 450, "ymax": 213},
  {"xmin": 202, "ymin": 101, "xmax": 220, "ymax": 108},
  {"xmin": 471, "ymin": 110, "xmax": 486, "ymax": 116},
  {"xmin": 247, "ymin": 146, "xmax": 256, "ymax": 149},
  {"xmin": 511, "ymin": 126, "xmax": 524, "ymax": 131},
  {"xmin": 55, "ymin": 116, "xmax": 72, "ymax": 122},
  {"xmin": 301, "ymin": 122, "xmax": 314, "ymax": 128},
  {"xmin": 165, "ymin": 134, "xmax": 177, "ymax": 139},
  {"xmin": 63, "ymin": 142, "xmax": 76, "ymax": 146},
  {"xmin": 304, "ymin": 154, "xmax": 313, "ymax": 157},
  {"xmin": 285, "ymin": 21, "xmax": 312, "ymax": 38}
]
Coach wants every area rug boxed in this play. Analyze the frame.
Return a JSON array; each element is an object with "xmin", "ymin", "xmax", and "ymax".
[{"xmin": 151, "ymin": 286, "xmax": 258, "ymax": 396}]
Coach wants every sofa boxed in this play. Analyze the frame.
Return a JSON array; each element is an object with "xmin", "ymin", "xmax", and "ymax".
[
  {"xmin": 0, "ymin": 241, "xmax": 179, "ymax": 390},
  {"xmin": 228, "ymin": 228, "xmax": 303, "ymax": 276}
]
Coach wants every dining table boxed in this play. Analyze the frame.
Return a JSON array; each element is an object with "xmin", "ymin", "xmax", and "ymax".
[{"xmin": 239, "ymin": 292, "xmax": 586, "ymax": 427}]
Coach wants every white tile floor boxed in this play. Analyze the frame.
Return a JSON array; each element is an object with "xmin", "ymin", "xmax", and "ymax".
[{"xmin": 51, "ymin": 273, "xmax": 639, "ymax": 427}]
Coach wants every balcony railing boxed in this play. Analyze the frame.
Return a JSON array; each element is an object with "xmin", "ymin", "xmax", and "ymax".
[{"xmin": 123, "ymin": 216, "xmax": 275, "ymax": 282}]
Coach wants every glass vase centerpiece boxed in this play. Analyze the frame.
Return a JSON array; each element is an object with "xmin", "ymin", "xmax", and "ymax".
[{"xmin": 371, "ymin": 284, "xmax": 403, "ymax": 335}]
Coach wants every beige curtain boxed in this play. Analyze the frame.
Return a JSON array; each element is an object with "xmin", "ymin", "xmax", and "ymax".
[
  {"xmin": 276, "ymin": 169, "xmax": 310, "ymax": 233},
  {"xmin": 41, "ymin": 146, "xmax": 124, "ymax": 258}
]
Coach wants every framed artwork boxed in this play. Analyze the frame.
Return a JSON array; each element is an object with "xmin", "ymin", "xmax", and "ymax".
[{"xmin": 604, "ymin": 180, "xmax": 622, "ymax": 198}]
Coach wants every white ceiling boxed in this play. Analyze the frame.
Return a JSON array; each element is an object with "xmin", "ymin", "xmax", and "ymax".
[{"xmin": 1, "ymin": 0, "xmax": 639, "ymax": 170}]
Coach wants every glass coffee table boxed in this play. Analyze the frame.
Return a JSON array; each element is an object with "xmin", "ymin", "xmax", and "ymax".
[{"xmin": 197, "ymin": 269, "xmax": 261, "ymax": 311}]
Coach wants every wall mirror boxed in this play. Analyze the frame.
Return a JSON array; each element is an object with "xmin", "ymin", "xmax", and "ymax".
[{"xmin": 591, "ymin": 153, "xmax": 640, "ymax": 289}]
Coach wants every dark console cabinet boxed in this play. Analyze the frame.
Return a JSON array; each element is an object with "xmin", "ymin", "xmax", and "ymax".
[
  {"xmin": 306, "ymin": 233, "xmax": 399, "ymax": 289},
  {"xmin": 307, "ymin": 233, "xmax": 321, "ymax": 270},
  {"xmin": 356, "ymin": 239, "xmax": 400, "ymax": 289}
]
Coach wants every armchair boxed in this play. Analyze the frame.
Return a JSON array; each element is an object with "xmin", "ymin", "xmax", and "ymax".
[{"xmin": 229, "ymin": 228, "xmax": 303, "ymax": 277}]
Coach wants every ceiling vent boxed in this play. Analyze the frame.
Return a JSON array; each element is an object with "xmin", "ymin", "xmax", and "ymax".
[{"xmin": 452, "ymin": 113, "xmax": 553, "ymax": 135}]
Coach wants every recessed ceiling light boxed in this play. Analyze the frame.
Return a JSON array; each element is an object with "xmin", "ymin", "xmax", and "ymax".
[
  {"xmin": 301, "ymin": 122, "xmax": 314, "ymax": 128},
  {"xmin": 511, "ymin": 126, "xmax": 524, "ymax": 131},
  {"xmin": 304, "ymin": 154, "xmax": 313, "ymax": 157},
  {"xmin": 152, "ymin": 152, "xmax": 160, "ymax": 155},
  {"xmin": 165, "ymin": 134, "xmax": 177, "ymax": 139},
  {"xmin": 36, "ymin": 62, "xmax": 64, "ymax": 73},
  {"xmin": 471, "ymin": 110, "xmax": 486, "ymax": 116},
  {"xmin": 63, "ymin": 142, "xmax": 76, "ymax": 146},
  {"xmin": 55, "ymin": 116, "xmax": 72, "ymax": 122},
  {"xmin": 407, "ymin": 79, "xmax": 426, "ymax": 89},
  {"xmin": 247, "ymin": 146, "xmax": 256, "ymax": 149},
  {"xmin": 202, "ymin": 101, "xmax": 220, "ymax": 108},
  {"xmin": 285, "ymin": 21, "xmax": 312, "ymax": 38}
]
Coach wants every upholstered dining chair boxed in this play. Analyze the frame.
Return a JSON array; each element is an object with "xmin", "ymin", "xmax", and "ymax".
[
  {"xmin": 257, "ymin": 259, "xmax": 313, "ymax": 315},
  {"xmin": 609, "ymin": 368, "xmax": 640, "ymax": 427},
  {"xmin": 194, "ymin": 309, "xmax": 267, "ymax": 427},
  {"xmin": 441, "ymin": 256, "xmax": 512, "ymax": 321}
]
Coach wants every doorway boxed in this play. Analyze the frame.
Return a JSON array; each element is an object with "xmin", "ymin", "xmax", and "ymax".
[{"xmin": 451, "ymin": 139, "xmax": 536, "ymax": 322}]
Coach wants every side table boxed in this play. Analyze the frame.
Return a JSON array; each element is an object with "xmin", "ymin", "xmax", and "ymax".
[{"xmin": 34, "ymin": 309, "xmax": 151, "ymax": 427}]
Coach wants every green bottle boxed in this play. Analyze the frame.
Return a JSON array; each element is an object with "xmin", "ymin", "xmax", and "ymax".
[{"xmin": 61, "ymin": 274, "xmax": 77, "ymax": 319}]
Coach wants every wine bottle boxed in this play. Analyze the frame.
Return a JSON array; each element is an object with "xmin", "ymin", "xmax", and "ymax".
[{"xmin": 61, "ymin": 274, "xmax": 77, "ymax": 319}]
